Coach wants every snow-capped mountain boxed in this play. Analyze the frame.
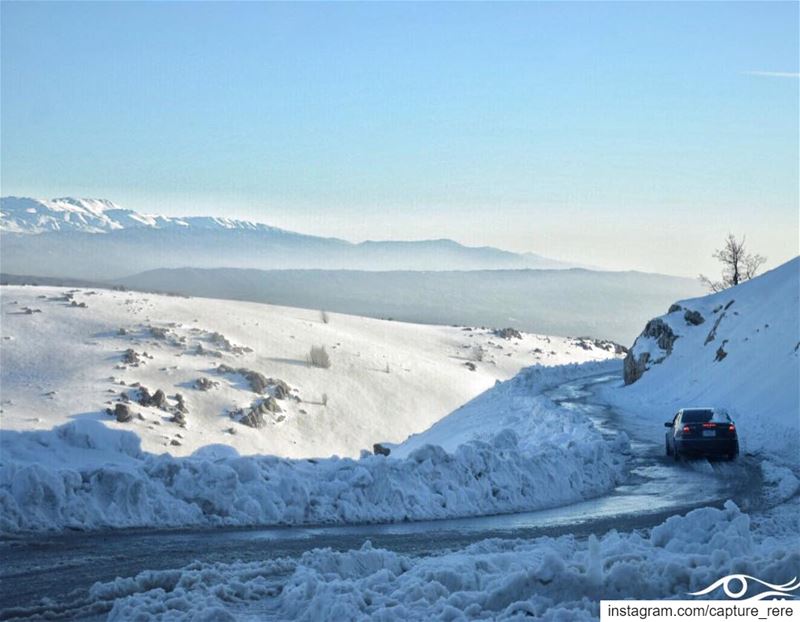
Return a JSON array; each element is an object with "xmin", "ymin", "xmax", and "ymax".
[
  {"xmin": 0, "ymin": 196, "xmax": 285, "ymax": 234},
  {"xmin": 0, "ymin": 196, "xmax": 576, "ymax": 276}
]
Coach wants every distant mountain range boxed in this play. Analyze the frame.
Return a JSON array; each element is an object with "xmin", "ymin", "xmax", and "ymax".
[
  {"xmin": 0, "ymin": 196, "xmax": 709, "ymax": 341},
  {"xmin": 113, "ymin": 267, "xmax": 705, "ymax": 343},
  {"xmin": 0, "ymin": 197, "xmax": 575, "ymax": 278}
]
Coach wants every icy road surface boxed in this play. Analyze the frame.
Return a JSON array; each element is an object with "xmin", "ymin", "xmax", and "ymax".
[{"xmin": 0, "ymin": 373, "xmax": 762, "ymax": 621}]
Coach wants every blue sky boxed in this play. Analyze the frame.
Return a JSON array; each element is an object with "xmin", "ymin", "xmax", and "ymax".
[{"xmin": 1, "ymin": 2, "xmax": 797, "ymax": 275}]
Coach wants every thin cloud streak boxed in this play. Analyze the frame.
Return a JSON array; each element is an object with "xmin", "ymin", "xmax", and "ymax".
[{"xmin": 744, "ymin": 70, "xmax": 800, "ymax": 78}]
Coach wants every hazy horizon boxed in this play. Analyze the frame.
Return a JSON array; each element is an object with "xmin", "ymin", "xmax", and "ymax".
[{"xmin": 2, "ymin": 2, "xmax": 798, "ymax": 277}]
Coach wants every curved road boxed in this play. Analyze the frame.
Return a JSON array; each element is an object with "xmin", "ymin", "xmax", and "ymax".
[{"xmin": 0, "ymin": 372, "xmax": 762, "ymax": 621}]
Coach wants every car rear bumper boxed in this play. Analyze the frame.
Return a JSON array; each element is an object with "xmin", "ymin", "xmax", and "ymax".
[{"xmin": 676, "ymin": 438, "xmax": 738, "ymax": 456}]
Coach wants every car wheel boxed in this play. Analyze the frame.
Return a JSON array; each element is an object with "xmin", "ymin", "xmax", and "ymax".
[
  {"xmin": 665, "ymin": 438, "xmax": 672, "ymax": 456},
  {"xmin": 672, "ymin": 445, "xmax": 680, "ymax": 461}
]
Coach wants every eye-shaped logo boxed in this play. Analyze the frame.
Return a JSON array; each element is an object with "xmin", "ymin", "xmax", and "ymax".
[{"xmin": 690, "ymin": 575, "xmax": 800, "ymax": 601}]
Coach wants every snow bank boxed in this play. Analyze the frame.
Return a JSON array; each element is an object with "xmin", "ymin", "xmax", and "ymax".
[
  {"xmin": 0, "ymin": 363, "xmax": 628, "ymax": 533},
  {"xmin": 81, "ymin": 501, "xmax": 799, "ymax": 621},
  {"xmin": 395, "ymin": 359, "xmax": 621, "ymax": 457},
  {"xmin": 610, "ymin": 258, "xmax": 800, "ymax": 465}
]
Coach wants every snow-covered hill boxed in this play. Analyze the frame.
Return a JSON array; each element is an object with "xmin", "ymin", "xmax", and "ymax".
[
  {"xmin": 613, "ymin": 257, "xmax": 800, "ymax": 463},
  {"xmin": 0, "ymin": 285, "xmax": 619, "ymax": 460}
]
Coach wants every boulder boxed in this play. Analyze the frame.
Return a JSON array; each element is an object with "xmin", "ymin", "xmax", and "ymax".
[
  {"xmin": 373, "ymin": 443, "xmax": 391, "ymax": 456},
  {"xmin": 174, "ymin": 393, "xmax": 189, "ymax": 413},
  {"xmin": 122, "ymin": 349, "xmax": 141, "ymax": 365},
  {"xmin": 151, "ymin": 389, "xmax": 167, "ymax": 409},
  {"xmin": 113, "ymin": 403, "xmax": 132, "ymax": 423},
  {"xmin": 684, "ymin": 310, "xmax": 705, "ymax": 326}
]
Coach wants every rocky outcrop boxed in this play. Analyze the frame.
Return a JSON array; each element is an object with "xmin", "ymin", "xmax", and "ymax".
[
  {"xmin": 239, "ymin": 411, "xmax": 266, "ymax": 429},
  {"xmin": 122, "ymin": 349, "xmax": 141, "ymax": 365},
  {"xmin": 642, "ymin": 318, "xmax": 678, "ymax": 352},
  {"xmin": 217, "ymin": 364, "xmax": 292, "ymax": 398},
  {"xmin": 623, "ymin": 318, "xmax": 678, "ymax": 385},
  {"xmin": 217, "ymin": 364, "xmax": 270, "ymax": 393},
  {"xmin": 572, "ymin": 337, "xmax": 628, "ymax": 355},
  {"xmin": 194, "ymin": 377, "xmax": 219, "ymax": 391},
  {"xmin": 623, "ymin": 351, "xmax": 650, "ymax": 386},
  {"xmin": 704, "ymin": 312, "xmax": 725, "ymax": 345},
  {"xmin": 493, "ymin": 327, "xmax": 523, "ymax": 340},
  {"xmin": 234, "ymin": 397, "xmax": 283, "ymax": 429}
]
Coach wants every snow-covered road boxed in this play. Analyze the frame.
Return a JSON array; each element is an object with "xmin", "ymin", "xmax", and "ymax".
[{"xmin": 0, "ymin": 372, "xmax": 764, "ymax": 621}]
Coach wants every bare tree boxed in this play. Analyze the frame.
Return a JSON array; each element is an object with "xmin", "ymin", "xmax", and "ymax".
[{"xmin": 699, "ymin": 234, "xmax": 766, "ymax": 292}]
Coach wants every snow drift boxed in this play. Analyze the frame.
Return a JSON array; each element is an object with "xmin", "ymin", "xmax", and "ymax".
[
  {"xmin": 63, "ymin": 501, "xmax": 799, "ymax": 621},
  {"xmin": 0, "ymin": 363, "xmax": 628, "ymax": 534}
]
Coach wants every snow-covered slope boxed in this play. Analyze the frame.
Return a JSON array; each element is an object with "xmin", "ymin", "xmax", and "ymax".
[
  {"xmin": 0, "ymin": 286, "xmax": 618, "ymax": 460},
  {"xmin": 613, "ymin": 257, "xmax": 800, "ymax": 463}
]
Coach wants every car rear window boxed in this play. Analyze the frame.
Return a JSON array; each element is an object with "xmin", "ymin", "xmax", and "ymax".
[
  {"xmin": 682, "ymin": 409, "xmax": 714, "ymax": 423},
  {"xmin": 682, "ymin": 409, "xmax": 730, "ymax": 423}
]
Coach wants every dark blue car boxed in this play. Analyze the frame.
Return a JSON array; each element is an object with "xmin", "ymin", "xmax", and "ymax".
[{"xmin": 665, "ymin": 408, "xmax": 739, "ymax": 461}]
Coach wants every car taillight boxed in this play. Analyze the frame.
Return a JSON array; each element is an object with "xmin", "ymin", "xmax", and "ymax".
[
  {"xmin": 682, "ymin": 425, "xmax": 691, "ymax": 433},
  {"xmin": 729, "ymin": 424, "xmax": 735, "ymax": 432}
]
